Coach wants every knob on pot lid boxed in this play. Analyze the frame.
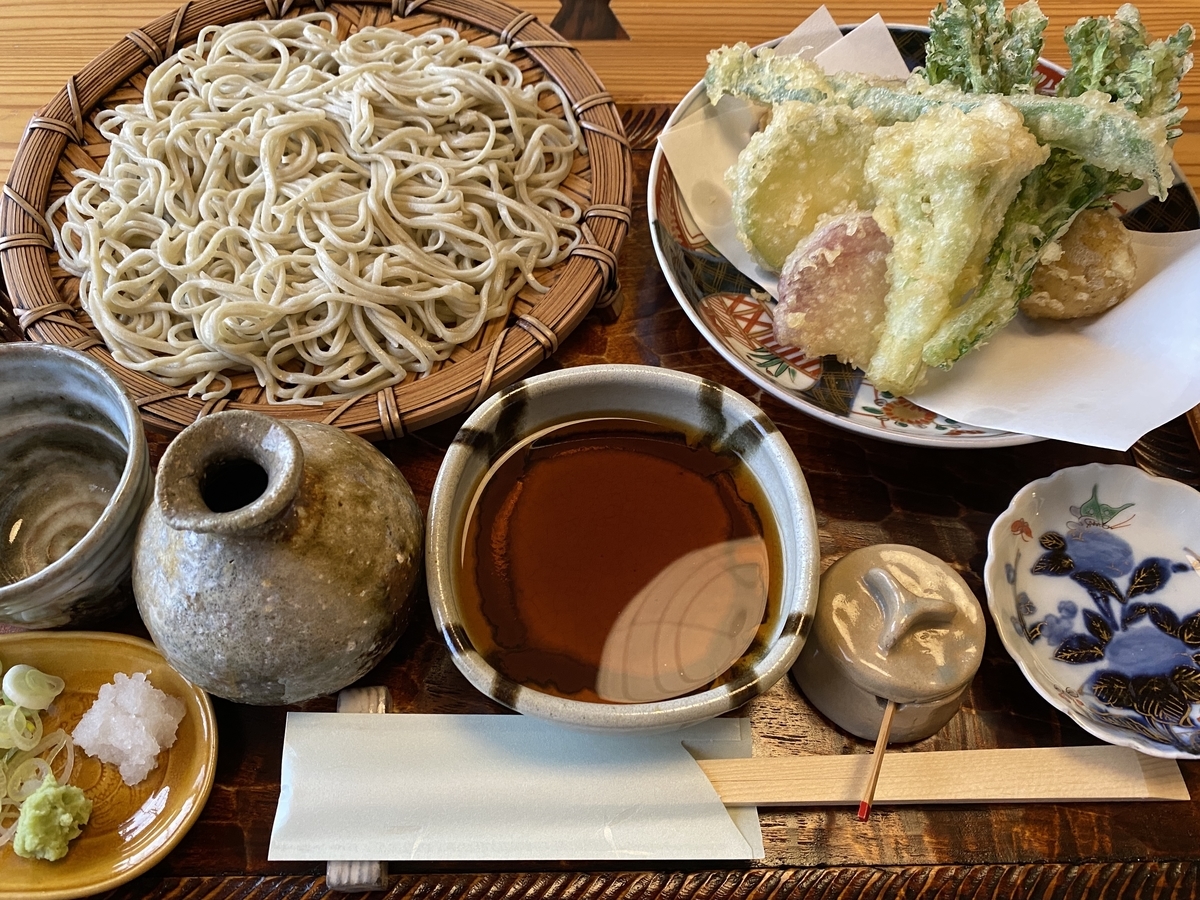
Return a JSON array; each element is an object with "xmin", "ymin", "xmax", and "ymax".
[{"xmin": 814, "ymin": 544, "xmax": 985, "ymax": 704}]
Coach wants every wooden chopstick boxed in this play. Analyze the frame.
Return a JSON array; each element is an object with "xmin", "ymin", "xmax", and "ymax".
[
  {"xmin": 697, "ymin": 745, "xmax": 1189, "ymax": 808},
  {"xmin": 857, "ymin": 699, "xmax": 896, "ymax": 821}
]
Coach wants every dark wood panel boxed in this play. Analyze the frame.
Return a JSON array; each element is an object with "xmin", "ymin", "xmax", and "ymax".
[{"xmin": 99, "ymin": 864, "xmax": 1200, "ymax": 900}]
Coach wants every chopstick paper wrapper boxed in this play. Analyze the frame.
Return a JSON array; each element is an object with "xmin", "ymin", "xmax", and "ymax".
[
  {"xmin": 656, "ymin": 8, "xmax": 1200, "ymax": 451},
  {"xmin": 269, "ymin": 713, "xmax": 1188, "ymax": 864},
  {"xmin": 268, "ymin": 713, "xmax": 763, "ymax": 862}
]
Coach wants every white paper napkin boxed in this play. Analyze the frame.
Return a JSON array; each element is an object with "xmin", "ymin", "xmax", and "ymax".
[
  {"xmin": 813, "ymin": 14, "xmax": 911, "ymax": 79},
  {"xmin": 656, "ymin": 9, "xmax": 1200, "ymax": 449},
  {"xmin": 910, "ymin": 229, "xmax": 1200, "ymax": 448},
  {"xmin": 775, "ymin": 6, "xmax": 842, "ymax": 56},
  {"xmin": 269, "ymin": 713, "xmax": 762, "ymax": 862},
  {"xmin": 657, "ymin": 101, "xmax": 779, "ymax": 294}
]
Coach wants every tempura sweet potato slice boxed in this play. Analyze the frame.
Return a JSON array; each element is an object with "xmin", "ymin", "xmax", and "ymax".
[{"xmin": 772, "ymin": 212, "xmax": 891, "ymax": 370}]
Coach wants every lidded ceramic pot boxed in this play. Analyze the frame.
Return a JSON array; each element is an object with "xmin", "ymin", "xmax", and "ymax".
[
  {"xmin": 134, "ymin": 410, "xmax": 423, "ymax": 705},
  {"xmin": 791, "ymin": 544, "xmax": 985, "ymax": 742}
]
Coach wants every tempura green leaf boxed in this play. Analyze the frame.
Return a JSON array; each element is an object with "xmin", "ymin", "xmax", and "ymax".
[
  {"xmin": 924, "ymin": 0, "xmax": 1048, "ymax": 93},
  {"xmin": 921, "ymin": 149, "xmax": 1115, "ymax": 367},
  {"xmin": 1060, "ymin": 4, "xmax": 1194, "ymax": 129},
  {"xmin": 704, "ymin": 45, "xmax": 1174, "ymax": 197}
]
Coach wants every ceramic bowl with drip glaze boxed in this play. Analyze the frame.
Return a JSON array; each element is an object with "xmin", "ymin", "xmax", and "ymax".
[
  {"xmin": 0, "ymin": 343, "xmax": 151, "ymax": 628},
  {"xmin": 427, "ymin": 363, "xmax": 820, "ymax": 731},
  {"xmin": 986, "ymin": 463, "xmax": 1200, "ymax": 758}
]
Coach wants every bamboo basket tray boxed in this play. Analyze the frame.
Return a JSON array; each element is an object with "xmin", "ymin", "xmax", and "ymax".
[{"xmin": 0, "ymin": 0, "xmax": 631, "ymax": 440}]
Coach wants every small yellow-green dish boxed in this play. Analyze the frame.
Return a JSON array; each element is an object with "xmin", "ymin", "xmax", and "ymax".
[{"xmin": 0, "ymin": 632, "xmax": 216, "ymax": 900}]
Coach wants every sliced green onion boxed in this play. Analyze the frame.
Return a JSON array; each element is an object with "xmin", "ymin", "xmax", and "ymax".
[
  {"xmin": 2, "ymin": 665, "xmax": 64, "ymax": 711},
  {"xmin": 7, "ymin": 758, "xmax": 49, "ymax": 802},
  {"xmin": 0, "ymin": 659, "xmax": 76, "ymax": 854},
  {"xmin": 0, "ymin": 798, "xmax": 19, "ymax": 848},
  {"xmin": 0, "ymin": 705, "xmax": 42, "ymax": 752}
]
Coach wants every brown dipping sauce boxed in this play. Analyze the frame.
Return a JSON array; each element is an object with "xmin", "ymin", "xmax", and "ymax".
[{"xmin": 457, "ymin": 417, "xmax": 780, "ymax": 703}]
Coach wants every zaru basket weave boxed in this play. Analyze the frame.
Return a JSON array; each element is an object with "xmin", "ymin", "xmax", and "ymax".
[{"xmin": 0, "ymin": 0, "xmax": 632, "ymax": 440}]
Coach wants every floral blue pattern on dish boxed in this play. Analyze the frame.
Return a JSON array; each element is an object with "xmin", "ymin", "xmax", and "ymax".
[{"xmin": 1009, "ymin": 484, "xmax": 1200, "ymax": 753}]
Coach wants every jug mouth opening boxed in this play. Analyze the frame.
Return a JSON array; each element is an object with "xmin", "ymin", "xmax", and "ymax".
[
  {"xmin": 200, "ymin": 457, "xmax": 270, "ymax": 513},
  {"xmin": 155, "ymin": 411, "xmax": 303, "ymax": 536}
]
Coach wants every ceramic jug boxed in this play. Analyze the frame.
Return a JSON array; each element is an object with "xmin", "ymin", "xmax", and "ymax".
[{"xmin": 134, "ymin": 410, "xmax": 423, "ymax": 704}]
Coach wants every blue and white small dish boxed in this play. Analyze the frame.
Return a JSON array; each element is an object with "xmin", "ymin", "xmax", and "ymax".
[{"xmin": 985, "ymin": 463, "xmax": 1200, "ymax": 758}]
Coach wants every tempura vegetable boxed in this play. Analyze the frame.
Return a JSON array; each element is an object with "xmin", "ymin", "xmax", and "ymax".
[
  {"xmin": 1021, "ymin": 208, "xmax": 1137, "ymax": 320},
  {"xmin": 773, "ymin": 212, "xmax": 891, "ymax": 369},
  {"xmin": 922, "ymin": 1, "xmax": 1192, "ymax": 367},
  {"xmin": 1059, "ymin": 4, "xmax": 1193, "ymax": 123},
  {"xmin": 864, "ymin": 98, "xmax": 1047, "ymax": 393},
  {"xmin": 705, "ymin": 46, "xmax": 1176, "ymax": 198},
  {"xmin": 728, "ymin": 102, "xmax": 878, "ymax": 271},
  {"xmin": 924, "ymin": 0, "xmax": 1048, "ymax": 93},
  {"xmin": 706, "ymin": 0, "xmax": 1192, "ymax": 392},
  {"xmin": 921, "ymin": 147, "xmax": 1116, "ymax": 364}
]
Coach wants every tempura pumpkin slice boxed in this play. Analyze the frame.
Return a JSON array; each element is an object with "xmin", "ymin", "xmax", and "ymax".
[{"xmin": 728, "ymin": 101, "xmax": 878, "ymax": 272}]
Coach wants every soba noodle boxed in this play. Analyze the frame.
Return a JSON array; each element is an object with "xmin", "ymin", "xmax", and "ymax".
[{"xmin": 51, "ymin": 14, "xmax": 583, "ymax": 403}]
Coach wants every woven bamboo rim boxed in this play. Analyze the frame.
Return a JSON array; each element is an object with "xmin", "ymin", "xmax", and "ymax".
[{"xmin": 0, "ymin": 0, "xmax": 631, "ymax": 439}]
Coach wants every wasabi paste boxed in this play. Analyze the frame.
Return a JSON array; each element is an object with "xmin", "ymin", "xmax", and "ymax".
[{"xmin": 12, "ymin": 773, "xmax": 91, "ymax": 861}]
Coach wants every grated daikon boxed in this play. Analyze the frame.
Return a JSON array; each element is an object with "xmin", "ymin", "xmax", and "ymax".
[{"xmin": 72, "ymin": 672, "xmax": 185, "ymax": 786}]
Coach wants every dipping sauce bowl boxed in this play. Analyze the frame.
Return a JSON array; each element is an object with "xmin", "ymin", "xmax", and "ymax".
[
  {"xmin": 427, "ymin": 363, "xmax": 820, "ymax": 731},
  {"xmin": 0, "ymin": 343, "xmax": 150, "ymax": 628}
]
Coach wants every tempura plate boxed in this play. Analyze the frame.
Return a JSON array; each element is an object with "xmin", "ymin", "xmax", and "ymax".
[{"xmin": 648, "ymin": 26, "xmax": 1200, "ymax": 448}]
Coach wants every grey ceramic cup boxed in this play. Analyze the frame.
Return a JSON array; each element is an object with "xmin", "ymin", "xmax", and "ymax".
[
  {"xmin": 0, "ymin": 343, "xmax": 150, "ymax": 628},
  {"xmin": 426, "ymin": 363, "xmax": 820, "ymax": 731}
]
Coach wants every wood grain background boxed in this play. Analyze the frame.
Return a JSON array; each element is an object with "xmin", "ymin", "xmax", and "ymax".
[{"xmin": 0, "ymin": 0, "xmax": 1197, "ymax": 187}]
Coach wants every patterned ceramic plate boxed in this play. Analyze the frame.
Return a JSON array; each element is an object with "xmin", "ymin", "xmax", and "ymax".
[
  {"xmin": 0, "ymin": 632, "xmax": 216, "ymax": 899},
  {"xmin": 986, "ymin": 464, "xmax": 1200, "ymax": 758},
  {"xmin": 647, "ymin": 26, "xmax": 1200, "ymax": 448}
]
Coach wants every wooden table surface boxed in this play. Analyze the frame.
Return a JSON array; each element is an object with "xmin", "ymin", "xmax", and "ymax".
[
  {"xmin": 3, "ymin": 1, "xmax": 1200, "ymax": 898},
  {"xmin": 1, "ymin": 0, "xmax": 1198, "ymax": 185}
]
